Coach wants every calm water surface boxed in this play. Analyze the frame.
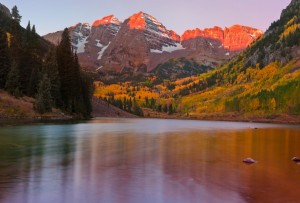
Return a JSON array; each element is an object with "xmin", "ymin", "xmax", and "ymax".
[{"xmin": 0, "ymin": 118, "xmax": 300, "ymax": 203}]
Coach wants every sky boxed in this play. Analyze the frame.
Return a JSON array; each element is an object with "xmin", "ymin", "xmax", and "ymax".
[{"xmin": 1, "ymin": 0, "xmax": 292, "ymax": 36}]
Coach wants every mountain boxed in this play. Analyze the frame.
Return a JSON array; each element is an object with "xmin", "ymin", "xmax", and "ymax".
[{"xmin": 43, "ymin": 12, "xmax": 262, "ymax": 74}]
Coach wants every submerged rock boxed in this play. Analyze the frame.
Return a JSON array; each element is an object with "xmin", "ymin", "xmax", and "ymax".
[
  {"xmin": 243, "ymin": 158, "xmax": 257, "ymax": 164},
  {"xmin": 292, "ymin": 157, "xmax": 300, "ymax": 163}
]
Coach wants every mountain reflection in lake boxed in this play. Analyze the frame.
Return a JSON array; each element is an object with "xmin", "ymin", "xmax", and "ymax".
[{"xmin": 0, "ymin": 118, "xmax": 300, "ymax": 203}]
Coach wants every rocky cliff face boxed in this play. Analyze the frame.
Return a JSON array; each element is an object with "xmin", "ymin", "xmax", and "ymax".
[
  {"xmin": 43, "ymin": 12, "xmax": 262, "ymax": 73},
  {"xmin": 180, "ymin": 25, "xmax": 263, "ymax": 66}
]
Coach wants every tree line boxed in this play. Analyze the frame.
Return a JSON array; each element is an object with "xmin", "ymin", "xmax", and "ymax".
[
  {"xmin": 102, "ymin": 95, "xmax": 144, "ymax": 117},
  {"xmin": 0, "ymin": 6, "xmax": 93, "ymax": 117}
]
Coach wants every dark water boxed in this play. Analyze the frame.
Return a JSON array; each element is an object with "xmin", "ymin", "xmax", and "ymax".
[{"xmin": 0, "ymin": 118, "xmax": 300, "ymax": 203}]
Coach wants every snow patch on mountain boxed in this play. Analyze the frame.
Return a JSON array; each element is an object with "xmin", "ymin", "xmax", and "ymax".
[
  {"xmin": 151, "ymin": 43, "xmax": 185, "ymax": 53},
  {"xmin": 95, "ymin": 40, "xmax": 104, "ymax": 48},
  {"xmin": 97, "ymin": 43, "xmax": 110, "ymax": 60},
  {"xmin": 74, "ymin": 37, "xmax": 88, "ymax": 53},
  {"xmin": 96, "ymin": 66, "xmax": 103, "ymax": 71}
]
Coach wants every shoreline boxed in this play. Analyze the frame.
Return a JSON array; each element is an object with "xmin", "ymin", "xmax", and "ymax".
[
  {"xmin": 1, "ymin": 113, "xmax": 300, "ymax": 126},
  {"xmin": 141, "ymin": 109, "xmax": 300, "ymax": 125}
]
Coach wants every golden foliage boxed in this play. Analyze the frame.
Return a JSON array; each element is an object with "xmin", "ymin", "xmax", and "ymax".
[
  {"xmin": 6, "ymin": 32, "xmax": 11, "ymax": 47},
  {"xmin": 280, "ymin": 23, "xmax": 300, "ymax": 40}
]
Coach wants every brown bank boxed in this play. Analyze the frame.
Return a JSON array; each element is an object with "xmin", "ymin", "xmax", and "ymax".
[{"xmin": 143, "ymin": 108, "xmax": 300, "ymax": 125}]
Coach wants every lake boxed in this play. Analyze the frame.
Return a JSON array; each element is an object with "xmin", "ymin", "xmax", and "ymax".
[{"xmin": 0, "ymin": 118, "xmax": 300, "ymax": 203}]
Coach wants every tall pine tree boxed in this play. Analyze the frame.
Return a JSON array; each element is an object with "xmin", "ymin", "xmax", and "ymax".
[
  {"xmin": 57, "ymin": 28, "xmax": 76, "ymax": 111},
  {"xmin": 5, "ymin": 62, "xmax": 21, "ymax": 97},
  {"xmin": 56, "ymin": 28, "xmax": 93, "ymax": 116},
  {"xmin": 11, "ymin": 6, "xmax": 22, "ymax": 23},
  {"xmin": 10, "ymin": 5, "xmax": 22, "ymax": 67},
  {"xmin": 35, "ymin": 74, "xmax": 52, "ymax": 114},
  {"xmin": 42, "ymin": 49, "xmax": 61, "ymax": 107}
]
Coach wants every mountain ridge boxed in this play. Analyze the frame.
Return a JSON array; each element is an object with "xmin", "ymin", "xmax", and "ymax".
[{"xmin": 43, "ymin": 11, "xmax": 262, "ymax": 74}]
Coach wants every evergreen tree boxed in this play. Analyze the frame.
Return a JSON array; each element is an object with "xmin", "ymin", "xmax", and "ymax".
[
  {"xmin": 26, "ymin": 21, "xmax": 31, "ymax": 43},
  {"xmin": 157, "ymin": 104, "xmax": 162, "ymax": 112},
  {"xmin": 35, "ymin": 74, "xmax": 52, "ymax": 114},
  {"xmin": 43, "ymin": 49, "xmax": 61, "ymax": 107},
  {"xmin": 150, "ymin": 97, "xmax": 156, "ymax": 108},
  {"xmin": 128, "ymin": 98, "xmax": 133, "ymax": 112},
  {"xmin": 145, "ymin": 96, "xmax": 149, "ymax": 107},
  {"xmin": 19, "ymin": 47, "xmax": 34, "ymax": 95},
  {"xmin": 10, "ymin": 6, "xmax": 22, "ymax": 64},
  {"xmin": 27, "ymin": 65, "xmax": 39, "ymax": 96},
  {"xmin": 32, "ymin": 25, "xmax": 36, "ymax": 35},
  {"xmin": 31, "ymin": 24, "xmax": 39, "ymax": 48},
  {"xmin": 57, "ymin": 28, "xmax": 92, "ymax": 117},
  {"xmin": 133, "ymin": 105, "xmax": 144, "ymax": 117},
  {"xmin": 11, "ymin": 6, "xmax": 22, "ymax": 23},
  {"xmin": 163, "ymin": 104, "xmax": 168, "ymax": 113},
  {"xmin": 57, "ymin": 28, "xmax": 76, "ymax": 111},
  {"xmin": 0, "ymin": 28, "xmax": 11, "ymax": 88},
  {"xmin": 168, "ymin": 104, "xmax": 173, "ymax": 115},
  {"xmin": 78, "ymin": 71, "xmax": 93, "ymax": 117},
  {"xmin": 5, "ymin": 62, "xmax": 21, "ymax": 97}
]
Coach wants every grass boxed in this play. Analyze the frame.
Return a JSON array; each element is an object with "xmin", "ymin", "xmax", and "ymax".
[{"xmin": 0, "ymin": 90, "xmax": 68, "ymax": 119}]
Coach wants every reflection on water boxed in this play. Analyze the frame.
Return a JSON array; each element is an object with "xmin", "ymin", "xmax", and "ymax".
[{"xmin": 0, "ymin": 119, "xmax": 300, "ymax": 203}]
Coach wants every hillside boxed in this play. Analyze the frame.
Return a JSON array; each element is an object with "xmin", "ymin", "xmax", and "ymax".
[
  {"xmin": 152, "ymin": 58, "xmax": 213, "ymax": 81},
  {"xmin": 92, "ymin": 97, "xmax": 137, "ymax": 118},
  {"xmin": 0, "ymin": 90, "xmax": 71, "ymax": 119}
]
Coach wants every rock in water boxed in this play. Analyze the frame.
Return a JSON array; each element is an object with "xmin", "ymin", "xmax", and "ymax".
[
  {"xmin": 243, "ymin": 158, "xmax": 257, "ymax": 164},
  {"xmin": 292, "ymin": 157, "xmax": 300, "ymax": 163}
]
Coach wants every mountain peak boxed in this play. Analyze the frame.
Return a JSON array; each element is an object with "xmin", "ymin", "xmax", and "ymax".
[
  {"xmin": 69, "ymin": 22, "xmax": 91, "ymax": 32},
  {"xmin": 127, "ymin": 11, "xmax": 147, "ymax": 30},
  {"xmin": 127, "ymin": 11, "xmax": 180, "ymax": 40},
  {"xmin": 92, "ymin": 15, "xmax": 121, "ymax": 27},
  {"xmin": 127, "ymin": 11, "xmax": 166, "ymax": 30},
  {"xmin": 70, "ymin": 23, "xmax": 80, "ymax": 28}
]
